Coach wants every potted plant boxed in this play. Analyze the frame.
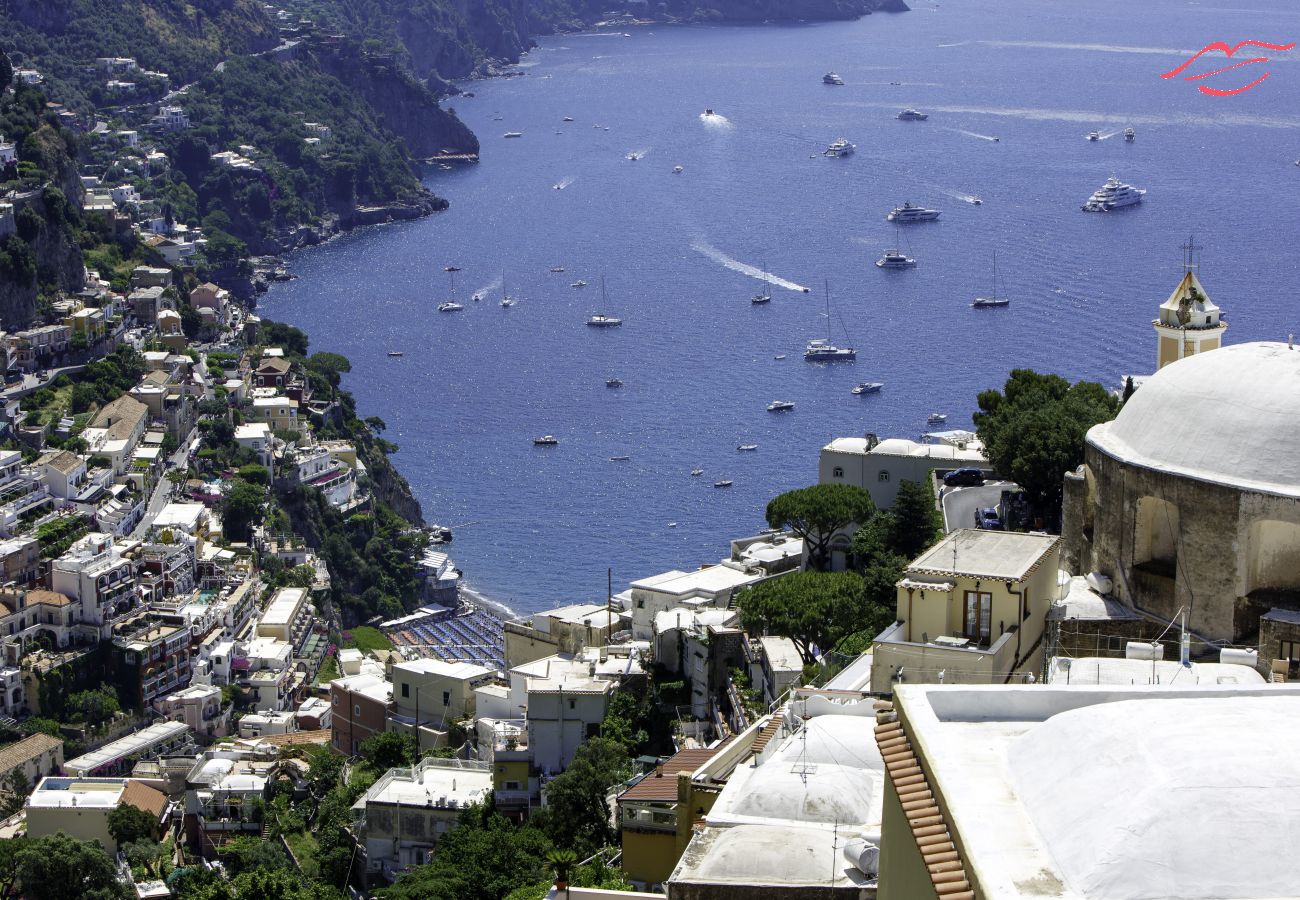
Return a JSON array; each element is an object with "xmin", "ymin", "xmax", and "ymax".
[{"xmin": 546, "ymin": 848, "xmax": 578, "ymax": 891}]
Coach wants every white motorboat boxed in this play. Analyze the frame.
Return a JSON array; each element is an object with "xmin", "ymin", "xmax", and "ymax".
[
  {"xmin": 969, "ymin": 196, "xmax": 983, "ymax": 205},
  {"xmin": 852, "ymin": 382, "xmax": 883, "ymax": 394},
  {"xmin": 1087, "ymin": 131, "xmax": 1101, "ymax": 141},
  {"xmin": 897, "ymin": 109, "xmax": 928, "ymax": 121},
  {"xmin": 500, "ymin": 296, "xmax": 515, "ymax": 307},
  {"xmin": 714, "ymin": 479, "xmax": 733, "ymax": 487},
  {"xmin": 533, "ymin": 435, "xmax": 559, "ymax": 445},
  {"xmin": 767, "ymin": 400, "xmax": 795, "ymax": 412},
  {"xmin": 1124, "ymin": 127, "xmax": 1135, "ymax": 142},
  {"xmin": 1082, "ymin": 176, "xmax": 1146, "ymax": 211},
  {"xmin": 673, "ymin": 165, "xmax": 684, "ymax": 173},
  {"xmin": 774, "ymin": 354, "xmax": 787, "ymax": 360},
  {"xmin": 823, "ymin": 72, "xmax": 845, "ymax": 85},
  {"xmin": 571, "ymin": 280, "xmax": 587, "ymax": 288},
  {"xmin": 973, "ymin": 249, "xmax": 1011, "ymax": 308},
  {"xmin": 387, "ymin": 351, "xmax": 404, "ymax": 358},
  {"xmin": 691, "ymin": 468, "xmax": 704, "ymax": 476},
  {"xmin": 627, "ymin": 151, "xmax": 641, "ymax": 161},
  {"xmin": 887, "ymin": 202, "xmax": 941, "ymax": 223},
  {"xmin": 437, "ymin": 302, "xmax": 463, "ymax": 312},
  {"xmin": 606, "ymin": 377, "xmax": 623, "ymax": 388},
  {"xmin": 927, "ymin": 413, "xmax": 947, "ymax": 425},
  {"xmin": 563, "ymin": 116, "xmax": 575, "ymax": 122},
  {"xmin": 504, "ymin": 132, "xmax": 523, "ymax": 138},
  {"xmin": 824, "ymin": 138, "xmax": 856, "ymax": 158},
  {"xmin": 737, "ymin": 444, "xmax": 758, "ymax": 451},
  {"xmin": 550, "ymin": 266, "xmax": 565, "ymax": 272},
  {"xmin": 610, "ymin": 455, "xmax": 630, "ymax": 461}
]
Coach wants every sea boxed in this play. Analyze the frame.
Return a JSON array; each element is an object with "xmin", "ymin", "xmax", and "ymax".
[{"xmin": 258, "ymin": 0, "xmax": 1300, "ymax": 614}]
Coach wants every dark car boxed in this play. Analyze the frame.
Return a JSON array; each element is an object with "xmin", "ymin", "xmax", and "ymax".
[
  {"xmin": 943, "ymin": 467, "xmax": 985, "ymax": 488},
  {"xmin": 975, "ymin": 507, "xmax": 1003, "ymax": 530}
]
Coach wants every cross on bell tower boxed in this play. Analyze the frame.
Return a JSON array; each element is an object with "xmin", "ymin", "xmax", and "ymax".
[{"xmin": 1153, "ymin": 238, "xmax": 1226, "ymax": 371}]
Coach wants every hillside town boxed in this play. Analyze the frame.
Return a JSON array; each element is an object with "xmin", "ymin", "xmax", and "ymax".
[{"xmin": 3, "ymin": 6, "xmax": 1300, "ymax": 900}]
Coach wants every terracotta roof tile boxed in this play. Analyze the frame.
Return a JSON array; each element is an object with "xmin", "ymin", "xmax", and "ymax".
[
  {"xmin": 0, "ymin": 734, "xmax": 61, "ymax": 774},
  {"xmin": 120, "ymin": 780, "xmax": 168, "ymax": 818},
  {"xmin": 618, "ymin": 739, "xmax": 733, "ymax": 803}
]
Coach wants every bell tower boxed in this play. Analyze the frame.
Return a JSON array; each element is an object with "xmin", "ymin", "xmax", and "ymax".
[{"xmin": 1153, "ymin": 237, "xmax": 1227, "ymax": 370}]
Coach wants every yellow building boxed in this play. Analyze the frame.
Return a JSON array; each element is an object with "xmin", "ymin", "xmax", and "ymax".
[
  {"xmin": 1152, "ymin": 269, "xmax": 1226, "ymax": 370},
  {"xmin": 871, "ymin": 529, "xmax": 1061, "ymax": 693},
  {"xmin": 618, "ymin": 744, "xmax": 734, "ymax": 891}
]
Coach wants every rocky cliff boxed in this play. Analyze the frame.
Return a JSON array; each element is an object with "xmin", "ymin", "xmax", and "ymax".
[{"xmin": 0, "ymin": 186, "xmax": 85, "ymax": 330}]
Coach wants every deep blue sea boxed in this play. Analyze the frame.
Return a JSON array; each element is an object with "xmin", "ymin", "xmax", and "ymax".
[{"xmin": 260, "ymin": 0, "xmax": 1300, "ymax": 613}]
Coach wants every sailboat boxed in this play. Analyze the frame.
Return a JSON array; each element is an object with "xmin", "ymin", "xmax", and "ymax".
[
  {"xmin": 752, "ymin": 260, "xmax": 772, "ymax": 304},
  {"xmin": 586, "ymin": 276, "xmax": 623, "ymax": 327},
  {"xmin": 972, "ymin": 250, "xmax": 1010, "ymax": 308},
  {"xmin": 437, "ymin": 270, "xmax": 464, "ymax": 312},
  {"xmin": 804, "ymin": 280, "xmax": 856, "ymax": 361},
  {"xmin": 876, "ymin": 225, "xmax": 916, "ymax": 268},
  {"xmin": 500, "ymin": 271, "xmax": 515, "ymax": 307}
]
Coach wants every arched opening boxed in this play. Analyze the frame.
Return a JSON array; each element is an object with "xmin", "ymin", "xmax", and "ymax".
[
  {"xmin": 1246, "ymin": 520, "xmax": 1300, "ymax": 597},
  {"xmin": 1134, "ymin": 496, "xmax": 1179, "ymax": 577},
  {"xmin": 829, "ymin": 533, "xmax": 853, "ymax": 572}
]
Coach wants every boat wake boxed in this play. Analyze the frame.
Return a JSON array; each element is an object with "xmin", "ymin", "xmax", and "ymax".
[
  {"xmin": 948, "ymin": 128, "xmax": 1000, "ymax": 142},
  {"xmin": 700, "ymin": 112, "xmax": 733, "ymax": 128},
  {"xmin": 921, "ymin": 181, "xmax": 982, "ymax": 205},
  {"xmin": 937, "ymin": 41, "xmax": 970, "ymax": 48},
  {"xmin": 690, "ymin": 241, "xmax": 809, "ymax": 293},
  {"xmin": 553, "ymin": 176, "xmax": 575, "ymax": 190},
  {"xmin": 471, "ymin": 277, "xmax": 502, "ymax": 300},
  {"xmin": 626, "ymin": 146, "xmax": 652, "ymax": 159},
  {"xmin": 1095, "ymin": 130, "xmax": 1122, "ymax": 140}
]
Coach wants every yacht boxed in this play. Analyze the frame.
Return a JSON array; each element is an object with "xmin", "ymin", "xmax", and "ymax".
[
  {"xmin": 587, "ymin": 277, "xmax": 623, "ymax": 327},
  {"xmin": 823, "ymin": 72, "xmax": 845, "ymax": 85},
  {"xmin": 387, "ymin": 351, "xmax": 404, "ymax": 358},
  {"xmin": 1086, "ymin": 131, "xmax": 1101, "ymax": 141},
  {"xmin": 737, "ymin": 444, "xmax": 759, "ymax": 451},
  {"xmin": 751, "ymin": 291, "xmax": 771, "ymax": 304},
  {"xmin": 805, "ymin": 281, "xmax": 856, "ymax": 361},
  {"xmin": 973, "ymin": 249, "xmax": 1010, "ymax": 308},
  {"xmin": 503, "ymin": 131, "xmax": 523, "ymax": 138},
  {"xmin": 533, "ymin": 435, "xmax": 559, "ymax": 445},
  {"xmin": 571, "ymin": 280, "xmax": 587, "ymax": 288},
  {"xmin": 887, "ymin": 202, "xmax": 941, "ymax": 223},
  {"xmin": 767, "ymin": 400, "xmax": 795, "ymax": 412},
  {"xmin": 438, "ymin": 269, "xmax": 463, "ymax": 311},
  {"xmin": 969, "ymin": 196, "xmax": 983, "ymax": 205},
  {"xmin": 703, "ymin": 108, "xmax": 715, "ymax": 116},
  {"xmin": 563, "ymin": 116, "xmax": 575, "ymax": 122},
  {"xmin": 774, "ymin": 354, "xmax": 787, "ymax": 360},
  {"xmin": 610, "ymin": 455, "xmax": 630, "ymax": 461},
  {"xmin": 927, "ymin": 413, "xmax": 947, "ymax": 426},
  {"xmin": 852, "ymin": 382, "xmax": 884, "ymax": 394},
  {"xmin": 897, "ymin": 109, "xmax": 929, "ymax": 121},
  {"xmin": 606, "ymin": 377, "xmax": 623, "ymax": 388},
  {"xmin": 691, "ymin": 468, "xmax": 704, "ymax": 476},
  {"xmin": 876, "ymin": 248, "xmax": 916, "ymax": 269},
  {"xmin": 550, "ymin": 266, "xmax": 565, "ymax": 272},
  {"xmin": 437, "ymin": 301, "xmax": 464, "ymax": 312},
  {"xmin": 1124, "ymin": 127, "xmax": 1135, "ymax": 142},
  {"xmin": 627, "ymin": 151, "xmax": 641, "ymax": 161},
  {"xmin": 500, "ymin": 296, "xmax": 515, "ymax": 307},
  {"xmin": 714, "ymin": 479, "xmax": 733, "ymax": 488},
  {"xmin": 824, "ymin": 138, "xmax": 856, "ymax": 158},
  {"xmin": 673, "ymin": 165, "xmax": 684, "ymax": 173},
  {"xmin": 1082, "ymin": 176, "xmax": 1146, "ymax": 211}
]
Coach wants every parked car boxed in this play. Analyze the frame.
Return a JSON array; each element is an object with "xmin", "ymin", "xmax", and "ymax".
[
  {"xmin": 943, "ymin": 467, "xmax": 985, "ymax": 488},
  {"xmin": 975, "ymin": 507, "xmax": 1003, "ymax": 530}
]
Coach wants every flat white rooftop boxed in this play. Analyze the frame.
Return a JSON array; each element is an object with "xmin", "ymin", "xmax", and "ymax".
[
  {"xmin": 358, "ymin": 758, "xmax": 491, "ymax": 810},
  {"xmin": 824, "ymin": 436, "xmax": 988, "ymax": 462},
  {"xmin": 909, "ymin": 528, "xmax": 1059, "ymax": 582},
  {"xmin": 260, "ymin": 587, "xmax": 307, "ymax": 627},
  {"xmin": 63, "ymin": 721, "xmax": 190, "ymax": 774},
  {"xmin": 1046, "ymin": 656, "xmax": 1265, "ymax": 687},
  {"xmin": 630, "ymin": 565, "xmax": 760, "ymax": 597},
  {"xmin": 28, "ymin": 776, "xmax": 128, "ymax": 808},
  {"xmin": 893, "ymin": 683, "xmax": 1300, "ymax": 900},
  {"xmin": 394, "ymin": 657, "xmax": 494, "ymax": 680}
]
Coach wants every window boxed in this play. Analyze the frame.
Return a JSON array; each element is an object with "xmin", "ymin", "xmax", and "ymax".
[
  {"xmin": 1282, "ymin": 640, "xmax": 1300, "ymax": 662},
  {"xmin": 964, "ymin": 591, "xmax": 992, "ymax": 644},
  {"xmin": 878, "ymin": 470, "xmax": 890, "ymax": 482},
  {"xmin": 354, "ymin": 705, "xmax": 361, "ymax": 716},
  {"xmin": 636, "ymin": 599, "xmax": 645, "ymax": 609},
  {"xmin": 1023, "ymin": 597, "xmax": 1031, "ymax": 620},
  {"xmin": 442, "ymin": 691, "xmax": 450, "ymax": 707},
  {"xmin": 832, "ymin": 466, "xmax": 844, "ymax": 478},
  {"xmin": 569, "ymin": 699, "xmax": 576, "ymax": 711},
  {"xmin": 401, "ymin": 683, "xmax": 409, "ymax": 698}
]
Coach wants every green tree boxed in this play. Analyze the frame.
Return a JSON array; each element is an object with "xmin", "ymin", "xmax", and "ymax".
[
  {"xmin": 0, "ymin": 768, "xmax": 29, "ymax": 817},
  {"xmin": 108, "ymin": 801, "xmax": 157, "ymax": 845},
  {"xmin": 232, "ymin": 867, "xmax": 341, "ymax": 900},
  {"xmin": 0, "ymin": 50, "xmax": 12, "ymax": 94},
  {"xmin": 305, "ymin": 352, "xmax": 351, "ymax": 392},
  {"xmin": 220, "ymin": 479, "xmax": 266, "ymax": 542},
  {"xmin": 67, "ymin": 685, "xmax": 120, "ymax": 728},
  {"xmin": 537, "ymin": 737, "xmax": 631, "ymax": 856},
  {"xmin": 765, "ymin": 484, "xmax": 875, "ymax": 571},
  {"xmin": 216, "ymin": 835, "xmax": 289, "ymax": 877},
  {"xmin": 886, "ymin": 479, "xmax": 944, "ymax": 559},
  {"xmin": 381, "ymin": 804, "xmax": 550, "ymax": 900},
  {"xmin": 360, "ymin": 730, "xmax": 415, "ymax": 772},
  {"xmin": 12, "ymin": 833, "xmax": 129, "ymax": 900},
  {"xmin": 68, "ymin": 382, "xmax": 98, "ymax": 414},
  {"xmin": 736, "ymin": 570, "xmax": 885, "ymax": 664},
  {"xmin": 973, "ymin": 369, "xmax": 1119, "ymax": 527}
]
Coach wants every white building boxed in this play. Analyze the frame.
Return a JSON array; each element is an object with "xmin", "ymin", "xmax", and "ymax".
[
  {"xmin": 511, "ymin": 652, "xmax": 615, "ymax": 774},
  {"xmin": 820, "ymin": 433, "xmax": 993, "ymax": 511},
  {"xmin": 628, "ymin": 565, "xmax": 765, "ymax": 642},
  {"xmin": 63, "ymin": 720, "xmax": 192, "ymax": 777},
  {"xmin": 152, "ymin": 105, "xmax": 189, "ymax": 131},
  {"xmin": 354, "ymin": 758, "xmax": 492, "ymax": 880},
  {"xmin": 51, "ymin": 532, "xmax": 137, "ymax": 628}
]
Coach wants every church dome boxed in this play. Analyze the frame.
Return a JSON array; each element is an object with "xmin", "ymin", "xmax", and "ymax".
[{"xmin": 1089, "ymin": 341, "xmax": 1300, "ymax": 499}]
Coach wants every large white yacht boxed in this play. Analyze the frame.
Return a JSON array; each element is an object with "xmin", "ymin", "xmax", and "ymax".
[
  {"xmin": 824, "ymin": 138, "xmax": 856, "ymax": 158},
  {"xmin": 1082, "ymin": 176, "xmax": 1146, "ymax": 211},
  {"xmin": 823, "ymin": 72, "xmax": 845, "ymax": 85},
  {"xmin": 897, "ymin": 109, "xmax": 928, "ymax": 121},
  {"xmin": 887, "ymin": 202, "xmax": 941, "ymax": 223}
]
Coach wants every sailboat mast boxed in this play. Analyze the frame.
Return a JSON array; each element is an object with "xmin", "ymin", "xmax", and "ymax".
[{"xmin": 824, "ymin": 279, "xmax": 832, "ymax": 341}]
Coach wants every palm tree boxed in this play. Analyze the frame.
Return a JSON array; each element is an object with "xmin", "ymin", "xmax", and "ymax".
[{"xmin": 546, "ymin": 848, "xmax": 579, "ymax": 889}]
